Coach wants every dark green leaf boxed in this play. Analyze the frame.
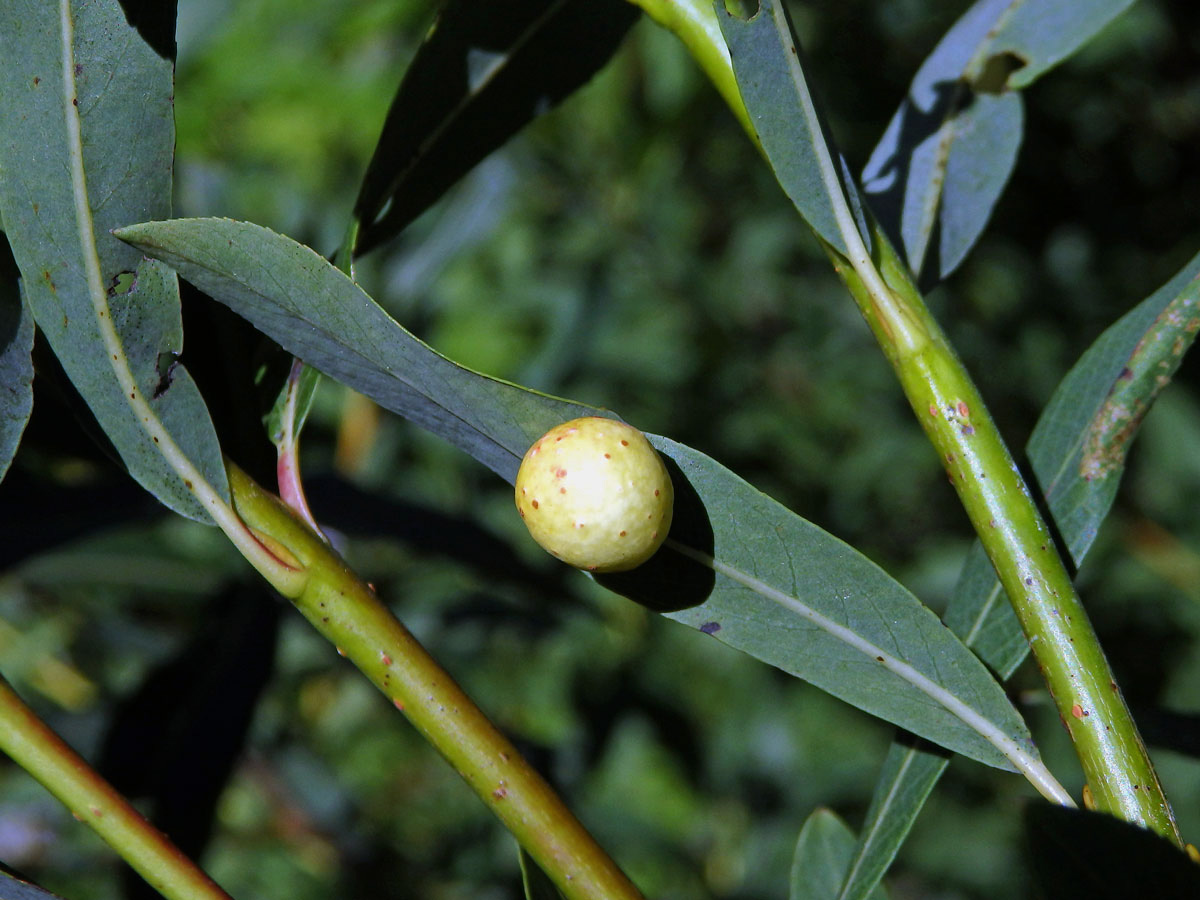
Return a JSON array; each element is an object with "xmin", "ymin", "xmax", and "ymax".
[
  {"xmin": 863, "ymin": 0, "xmax": 1136, "ymax": 284},
  {"xmin": 790, "ymin": 808, "xmax": 887, "ymax": 900},
  {"xmin": 0, "ymin": 0, "xmax": 226, "ymax": 521},
  {"xmin": 117, "ymin": 217, "xmax": 1044, "ymax": 771},
  {"xmin": 353, "ymin": 0, "xmax": 639, "ymax": 255},
  {"xmin": 838, "ymin": 251, "xmax": 1200, "ymax": 900},
  {"xmin": 0, "ymin": 236, "xmax": 34, "ymax": 484},
  {"xmin": 717, "ymin": 0, "xmax": 867, "ymax": 259}
]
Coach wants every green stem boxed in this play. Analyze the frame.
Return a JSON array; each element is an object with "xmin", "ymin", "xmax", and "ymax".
[
  {"xmin": 227, "ymin": 464, "xmax": 645, "ymax": 900},
  {"xmin": 0, "ymin": 677, "xmax": 232, "ymax": 900},
  {"xmin": 634, "ymin": 0, "xmax": 1182, "ymax": 845},
  {"xmin": 842, "ymin": 234, "xmax": 1180, "ymax": 844}
]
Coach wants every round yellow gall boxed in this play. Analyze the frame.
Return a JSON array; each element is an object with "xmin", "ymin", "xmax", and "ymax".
[{"xmin": 515, "ymin": 417, "xmax": 673, "ymax": 572}]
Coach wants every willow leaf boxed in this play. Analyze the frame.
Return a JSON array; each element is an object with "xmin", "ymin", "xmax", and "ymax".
[
  {"xmin": 0, "ymin": 0, "xmax": 226, "ymax": 521},
  {"xmin": 353, "ymin": 0, "xmax": 638, "ymax": 254},
  {"xmin": 791, "ymin": 808, "xmax": 887, "ymax": 900},
  {"xmin": 0, "ymin": 240, "xmax": 34, "ymax": 484},
  {"xmin": 716, "ymin": 0, "xmax": 867, "ymax": 258},
  {"xmin": 862, "ymin": 0, "xmax": 1137, "ymax": 285},
  {"xmin": 117, "ymin": 216, "xmax": 1045, "ymax": 773}
]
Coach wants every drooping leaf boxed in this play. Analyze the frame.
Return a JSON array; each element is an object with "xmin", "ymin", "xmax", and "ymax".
[
  {"xmin": 790, "ymin": 808, "xmax": 887, "ymax": 900},
  {"xmin": 0, "ymin": 0, "xmax": 226, "ymax": 522},
  {"xmin": 118, "ymin": 217, "xmax": 1044, "ymax": 772},
  {"xmin": 0, "ymin": 236, "xmax": 35, "ymax": 484},
  {"xmin": 352, "ymin": 0, "xmax": 639, "ymax": 255},
  {"xmin": 716, "ymin": 0, "xmax": 869, "ymax": 259},
  {"xmin": 836, "ymin": 252, "xmax": 1200, "ymax": 900},
  {"xmin": 862, "ymin": 0, "xmax": 1137, "ymax": 285}
]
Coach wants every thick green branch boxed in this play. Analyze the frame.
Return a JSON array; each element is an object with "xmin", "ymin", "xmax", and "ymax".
[
  {"xmin": 0, "ymin": 677, "xmax": 232, "ymax": 900},
  {"xmin": 226, "ymin": 464, "xmax": 645, "ymax": 900},
  {"xmin": 834, "ymin": 233, "xmax": 1181, "ymax": 845}
]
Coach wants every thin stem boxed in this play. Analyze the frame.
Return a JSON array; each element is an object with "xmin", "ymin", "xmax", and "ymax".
[
  {"xmin": 0, "ymin": 677, "xmax": 232, "ymax": 900},
  {"xmin": 226, "ymin": 464, "xmax": 645, "ymax": 900}
]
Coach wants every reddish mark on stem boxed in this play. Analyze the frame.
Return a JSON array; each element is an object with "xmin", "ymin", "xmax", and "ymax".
[{"xmin": 1071, "ymin": 703, "xmax": 1085, "ymax": 719}]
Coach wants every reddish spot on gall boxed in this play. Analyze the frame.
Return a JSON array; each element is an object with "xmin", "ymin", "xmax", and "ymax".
[
  {"xmin": 556, "ymin": 468, "xmax": 567, "ymax": 478},
  {"xmin": 957, "ymin": 400, "xmax": 970, "ymax": 417},
  {"xmin": 393, "ymin": 699, "xmax": 406, "ymax": 711},
  {"xmin": 1071, "ymin": 704, "xmax": 1084, "ymax": 719},
  {"xmin": 531, "ymin": 500, "xmax": 539, "ymax": 509},
  {"xmin": 620, "ymin": 440, "xmax": 629, "ymax": 446},
  {"xmin": 381, "ymin": 654, "xmax": 392, "ymax": 667}
]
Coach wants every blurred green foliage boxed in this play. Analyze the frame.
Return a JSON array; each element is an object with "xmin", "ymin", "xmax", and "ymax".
[{"xmin": 3, "ymin": 0, "xmax": 1200, "ymax": 898}]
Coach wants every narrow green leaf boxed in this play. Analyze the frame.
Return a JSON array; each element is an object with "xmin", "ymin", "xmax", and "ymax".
[
  {"xmin": 716, "ymin": 0, "xmax": 867, "ymax": 258},
  {"xmin": 0, "ymin": 0, "xmax": 226, "ymax": 521},
  {"xmin": 118, "ymin": 217, "xmax": 1045, "ymax": 772},
  {"xmin": 791, "ymin": 808, "xmax": 887, "ymax": 900},
  {"xmin": 836, "ymin": 252, "xmax": 1200, "ymax": 900},
  {"xmin": 0, "ymin": 237, "xmax": 35, "ymax": 483},
  {"xmin": 353, "ymin": 0, "xmax": 639, "ymax": 254},
  {"xmin": 863, "ymin": 0, "xmax": 1136, "ymax": 284},
  {"xmin": 117, "ymin": 218, "xmax": 605, "ymax": 482},
  {"xmin": 831, "ymin": 739, "xmax": 945, "ymax": 900}
]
